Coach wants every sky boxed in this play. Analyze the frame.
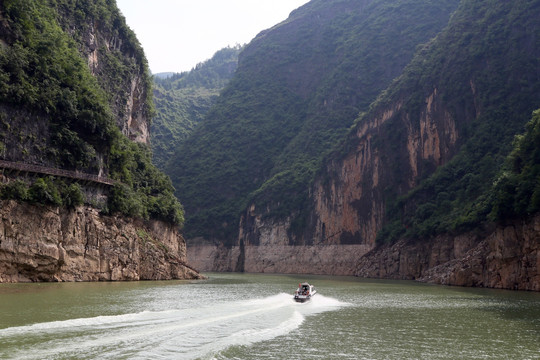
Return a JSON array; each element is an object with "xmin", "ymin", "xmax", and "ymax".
[{"xmin": 116, "ymin": 0, "xmax": 310, "ymax": 74}]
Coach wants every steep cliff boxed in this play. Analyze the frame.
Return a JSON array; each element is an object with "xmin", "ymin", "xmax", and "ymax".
[
  {"xmin": 310, "ymin": 0, "xmax": 540, "ymax": 243},
  {"xmin": 54, "ymin": 0, "xmax": 153, "ymax": 144},
  {"xmin": 356, "ymin": 214, "xmax": 540, "ymax": 291},
  {"xmin": 0, "ymin": 0, "xmax": 195, "ymax": 282},
  {"xmin": 353, "ymin": 102, "xmax": 540, "ymax": 289},
  {"xmin": 0, "ymin": 0, "xmax": 152, "ymax": 172},
  {"xmin": 184, "ymin": 0, "xmax": 540, "ymax": 291},
  {"xmin": 172, "ymin": 0, "xmax": 459, "ymax": 244},
  {"xmin": 0, "ymin": 200, "xmax": 199, "ymax": 282}
]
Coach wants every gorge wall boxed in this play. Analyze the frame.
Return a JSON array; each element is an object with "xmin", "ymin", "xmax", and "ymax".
[
  {"xmin": 189, "ymin": 89, "xmax": 462, "ymax": 274},
  {"xmin": 56, "ymin": 2, "xmax": 152, "ymax": 144},
  {"xmin": 0, "ymin": 1, "xmax": 196, "ymax": 283},
  {"xmin": 308, "ymin": 87, "xmax": 464, "ymax": 251},
  {"xmin": 0, "ymin": 200, "xmax": 200, "ymax": 282},
  {"xmin": 356, "ymin": 214, "xmax": 540, "ymax": 291},
  {"xmin": 188, "ymin": 214, "xmax": 540, "ymax": 291},
  {"xmin": 186, "ymin": 0, "xmax": 540, "ymax": 292}
]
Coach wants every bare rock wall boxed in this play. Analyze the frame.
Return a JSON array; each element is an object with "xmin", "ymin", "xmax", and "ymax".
[
  {"xmin": 356, "ymin": 215, "xmax": 540, "ymax": 291},
  {"xmin": 0, "ymin": 200, "xmax": 201, "ymax": 282}
]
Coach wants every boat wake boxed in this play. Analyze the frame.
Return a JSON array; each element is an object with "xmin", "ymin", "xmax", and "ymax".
[{"xmin": 0, "ymin": 293, "xmax": 346, "ymax": 360}]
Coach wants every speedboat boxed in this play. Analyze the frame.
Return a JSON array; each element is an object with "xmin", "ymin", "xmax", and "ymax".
[{"xmin": 294, "ymin": 282, "xmax": 316, "ymax": 302}]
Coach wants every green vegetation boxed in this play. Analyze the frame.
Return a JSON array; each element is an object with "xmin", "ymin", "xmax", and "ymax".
[
  {"xmin": 0, "ymin": 0, "xmax": 115, "ymax": 170},
  {"xmin": 151, "ymin": 46, "xmax": 241, "ymax": 170},
  {"xmin": 490, "ymin": 110, "xmax": 540, "ymax": 222},
  {"xmin": 374, "ymin": 0, "xmax": 540, "ymax": 243},
  {"xmin": 1, "ymin": 177, "xmax": 83, "ymax": 208},
  {"xmin": 0, "ymin": 0, "xmax": 183, "ymax": 225},
  {"xmin": 108, "ymin": 137, "xmax": 184, "ymax": 225},
  {"xmin": 165, "ymin": 0, "xmax": 460, "ymax": 241}
]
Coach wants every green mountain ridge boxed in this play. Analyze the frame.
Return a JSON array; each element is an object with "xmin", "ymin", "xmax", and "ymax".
[
  {"xmin": 369, "ymin": 0, "xmax": 540, "ymax": 243},
  {"xmin": 167, "ymin": 0, "xmax": 461, "ymax": 242},
  {"xmin": 151, "ymin": 46, "xmax": 241, "ymax": 170},
  {"xmin": 0, "ymin": 0, "xmax": 182, "ymax": 225}
]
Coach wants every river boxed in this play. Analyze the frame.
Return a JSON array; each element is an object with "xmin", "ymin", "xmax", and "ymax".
[{"xmin": 1, "ymin": 273, "xmax": 539, "ymax": 359}]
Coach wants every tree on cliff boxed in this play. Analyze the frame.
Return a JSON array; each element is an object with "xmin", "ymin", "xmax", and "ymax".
[{"xmin": 490, "ymin": 109, "xmax": 540, "ymax": 222}]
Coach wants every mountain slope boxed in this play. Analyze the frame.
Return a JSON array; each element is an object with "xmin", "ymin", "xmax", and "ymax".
[
  {"xmin": 151, "ymin": 46, "xmax": 240, "ymax": 170},
  {"xmin": 0, "ymin": 0, "xmax": 182, "ymax": 225},
  {"xmin": 184, "ymin": 0, "xmax": 540, "ymax": 287},
  {"xmin": 168, "ymin": 0, "xmax": 460, "ymax": 243},
  {"xmin": 299, "ymin": 0, "xmax": 540, "ymax": 284},
  {"xmin": 0, "ymin": 0, "xmax": 202, "ymax": 284}
]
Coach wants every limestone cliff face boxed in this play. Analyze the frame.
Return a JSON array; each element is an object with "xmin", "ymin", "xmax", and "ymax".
[
  {"xmin": 356, "ymin": 215, "xmax": 540, "ymax": 291},
  {"xmin": 0, "ymin": 200, "xmax": 201, "ymax": 282},
  {"xmin": 73, "ymin": 16, "xmax": 150, "ymax": 144},
  {"xmin": 222, "ymin": 88, "xmax": 463, "ymax": 275},
  {"xmin": 311, "ymin": 88, "xmax": 462, "ymax": 249},
  {"xmin": 189, "ymin": 207, "xmax": 371, "ymax": 275},
  {"xmin": 52, "ymin": 3, "xmax": 151, "ymax": 145}
]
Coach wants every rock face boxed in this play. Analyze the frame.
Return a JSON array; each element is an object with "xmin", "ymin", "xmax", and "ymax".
[
  {"xmin": 189, "ymin": 243, "xmax": 371, "ymax": 276},
  {"xmin": 0, "ymin": 200, "xmax": 201, "ymax": 282},
  {"xmin": 309, "ymin": 88, "xmax": 462, "ymax": 249},
  {"xmin": 74, "ymin": 13, "xmax": 151, "ymax": 144},
  {"xmin": 189, "ymin": 205, "xmax": 371, "ymax": 274},
  {"xmin": 189, "ymin": 241, "xmax": 371, "ymax": 276},
  {"xmin": 356, "ymin": 215, "xmax": 540, "ymax": 291}
]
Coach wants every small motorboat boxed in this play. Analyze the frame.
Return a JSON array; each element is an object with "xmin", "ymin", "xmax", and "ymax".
[{"xmin": 294, "ymin": 282, "xmax": 316, "ymax": 303}]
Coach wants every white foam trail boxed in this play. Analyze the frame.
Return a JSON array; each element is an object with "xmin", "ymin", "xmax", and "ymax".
[
  {"xmin": 0, "ymin": 310, "xmax": 161, "ymax": 337},
  {"xmin": 0, "ymin": 292, "xmax": 347, "ymax": 360}
]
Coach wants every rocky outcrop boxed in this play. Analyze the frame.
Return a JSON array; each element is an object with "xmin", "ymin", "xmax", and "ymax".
[
  {"xmin": 310, "ymin": 86, "xmax": 463, "ymax": 249},
  {"xmin": 356, "ymin": 215, "xmax": 540, "ymax": 291},
  {"xmin": 188, "ymin": 204, "xmax": 371, "ymax": 274},
  {"xmin": 77, "ymin": 19, "xmax": 150, "ymax": 144},
  {"xmin": 57, "ymin": 6, "xmax": 151, "ymax": 145},
  {"xmin": 0, "ymin": 200, "xmax": 202, "ymax": 282}
]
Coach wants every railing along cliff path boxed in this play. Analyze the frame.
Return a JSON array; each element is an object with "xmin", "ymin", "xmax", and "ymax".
[{"xmin": 0, "ymin": 159, "xmax": 116, "ymax": 186}]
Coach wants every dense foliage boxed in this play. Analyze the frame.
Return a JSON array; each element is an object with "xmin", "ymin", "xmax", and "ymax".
[
  {"xmin": 490, "ymin": 110, "xmax": 540, "ymax": 222},
  {"xmin": 0, "ymin": 0, "xmax": 183, "ymax": 225},
  {"xmin": 1, "ymin": 178, "xmax": 84, "ymax": 208},
  {"xmin": 107, "ymin": 136, "xmax": 184, "ymax": 225},
  {"xmin": 151, "ymin": 46, "xmax": 240, "ymax": 169},
  {"xmin": 0, "ymin": 0, "xmax": 115, "ymax": 170},
  {"xmin": 375, "ymin": 0, "xmax": 540, "ymax": 243},
  {"xmin": 166, "ymin": 0, "xmax": 460, "ymax": 241}
]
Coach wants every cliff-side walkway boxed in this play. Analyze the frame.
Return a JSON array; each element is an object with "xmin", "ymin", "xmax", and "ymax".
[{"xmin": 0, "ymin": 159, "xmax": 115, "ymax": 186}]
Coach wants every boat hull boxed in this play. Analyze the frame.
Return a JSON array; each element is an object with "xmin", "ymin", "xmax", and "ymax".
[
  {"xmin": 293, "ymin": 291, "xmax": 316, "ymax": 303},
  {"xmin": 293, "ymin": 283, "xmax": 316, "ymax": 303}
]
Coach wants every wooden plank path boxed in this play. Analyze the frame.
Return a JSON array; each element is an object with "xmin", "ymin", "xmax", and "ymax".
[{"xmin": 0, "ymin": 159, "xmax": 116, "ymax": 186}]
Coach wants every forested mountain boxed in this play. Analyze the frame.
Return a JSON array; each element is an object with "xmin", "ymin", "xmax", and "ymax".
[
  {"xmin": 167, "ymin": 0, "xmax": 461, "ymax": 242},
  {"xmin": 0, "ymin": 0, "xmax": 202, "ymax": 282},
  {"xmin": 151, "ymin": 46, "xmax": 240, "ymax": 170},
  {"xmin": 0, "ymin": 0, "xmax": 182, "ymax": 225},
  {"xmin": 165, "ymin": 0, "xmax": 540, "ymax": 287},
  {"xmin": 363, "ymin": 0, "xmax": 540, "ymax": 244},
  {"xmin": 290, "ymin": 0, "xmax": 540, "ymax": 285}
]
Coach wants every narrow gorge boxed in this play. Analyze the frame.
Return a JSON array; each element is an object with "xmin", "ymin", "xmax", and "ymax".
[{"xmin": 180, "ymin": 0, "xmax": 540, "ymax": 291}]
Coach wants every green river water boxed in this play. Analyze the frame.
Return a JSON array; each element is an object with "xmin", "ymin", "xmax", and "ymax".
[{"xmin": 0, "ymin": 273, "xmax": 539, "ymax": 359}]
